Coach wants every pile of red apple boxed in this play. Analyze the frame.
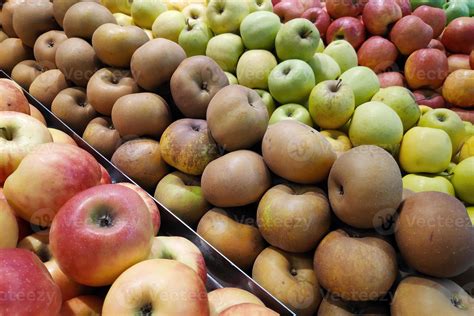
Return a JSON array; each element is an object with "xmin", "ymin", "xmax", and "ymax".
[{"xmin": 1, "ymin": 0, "xmax": 474, "ymax": 315}]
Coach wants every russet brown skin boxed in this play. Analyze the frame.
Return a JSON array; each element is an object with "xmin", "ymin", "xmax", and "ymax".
[
  {"xmin": 0, "ymin": 38, "xmax": 33, "ymax": 73},
  {"xmin": 63, "ymin": 2, "xmax": 116, "ymax": 40},
  {"xmin": 171, "ymin": 56, "xmax": 229, "ymax": 119},
  {"xmin": 51, "ymin": 87, "xmax": 97, "ymax": 134},
  {"xmin": 111, "ymin": 138, "xmax": 169, "ymax": 191},
  {"xmin": 389, "ymin": 15, "xmax": 433, "ymax": 55},
  {"xmin": 53, "ymin": 0, "xmax": 100, "ymax": 27},
  {"xmin": 317, "ymin": 296, "xmax": 390, "ymax": 316},
  {"xmin": 82, "ymin": 117, "xmax": 122, "ymax": 159},
  {"xmin": 395, "ymin": 191, "xmax": 474, "ymax": 278},
  {"xmin": 11, "ymin": 60, "xmax": 48, "ymax": 90},
  {"xmin": 1, "ymin": 0, "xmax": 23, "ymax": 37},
  {"xmin": 86, "ymin": 68, "xmax": 141, "ymax": 116},
  {"xmin": 33, "ymin": 30, "xmax": 68, "ymax": 69},
  {"xmin": 131, "ymin": 38, "xmax": 186, "ymax": 91},
  {"xmin": 197, "ymin": 208, "xmax": 265, "ymax": 270},
  {"xmin": 252, "ymin": 246, "xmax": 322, "ymax": 315},
  {"xmin": 201, "ymin": 150, "xmax": 271, "ymax": 207},
  {"xmin": 29, "ymin": 69, "xmax": 69, "ymax": 107},
  {"xmin": 159, "ymin": 119, "xmax": 221, "ymax": 176},
  {"xmin": 314, "ymin": 230, "xmax": 398, "ymax": 301}
]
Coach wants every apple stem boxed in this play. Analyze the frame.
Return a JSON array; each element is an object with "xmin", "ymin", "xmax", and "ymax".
[
  {"xmin": 0, "ymin": 127, "xmax": 12, "ymax": 141},
  {"xmin": 185, "ymin": 18, "xmax": 193, "ymax": 31},
  {"xmin": 336, "ymin": 79, "xmax": 343, "ymax": 91},
  {"xmin": 302, "ymin": 30, "xmax": 313, "ymax": 38}
]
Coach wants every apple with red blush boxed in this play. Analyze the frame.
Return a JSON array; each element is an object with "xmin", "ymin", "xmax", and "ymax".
[
  {"xmin": 428, "ymin": 39, "xmax": 446, "ymax": 53},
  {"xmin": 390, "ymin": 15, "xmax": 433, "ymax": 55},
  {"xmin": 395, "ymin": 0, "xmax": 411, "ymax": 16},
  {"xmin": 413, "ymin": 89, "xmax": 446, "ymax": 109},
  {"xmin": 358, "ymin": 36, "xmax": 398, "ymax": 73},
  {"xmin": 448, "ymin": 54, "xmax": 472, "ymax": 73},
  {"xmin": 378, "ymin": 72, "xmax": 405, "ymax": 88},
  {"xmin": 405, "ymin": 48, "xmax": 449, "ymax": 90},
  {"xmin": 441, "ymin": 17, "xmax": 474, "ymax": 55},
  {"xmin": 302, "ymin": 7, "xmax": 331, "ymax": 38},
  {"xmin": 273, "ymin": 0, "xmax": 305, "ymax": 22},
  {"xmin": 326, "ymin": 17, "xmax": 366, "ymax": 49},
  {"xmin": 325, "ymin": 0, "xmax": 368, "ymax": 19},
  {"xmin": 362, "ymin": 0, "xmax": 402, "ymax": 36},
  {"xmin": 451, "ymin": 107, "xmax": 474, "ymax": 124},
  {"xmin": 412, "ymin": 5, "xmax": 446, "ymax": 39}
]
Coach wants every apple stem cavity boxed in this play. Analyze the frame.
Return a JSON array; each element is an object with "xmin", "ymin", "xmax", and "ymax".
[
  {"xmin": 0, "ymin": 127, "xmax": 13, "ymax": 141},
  {"xmin": 139, "ymin": 302, "xmax": 153, "ymax": 315},
  {"xmin": 451, "ymin": 295, "xmax": 466, "ymax": 310},
  {"xmin": 290, "ymin": 268, "xmax": 298, "ymax": 276},
  {"xmin": 301, "ymin": 29, "xmax": 313, "ymax": 39}
]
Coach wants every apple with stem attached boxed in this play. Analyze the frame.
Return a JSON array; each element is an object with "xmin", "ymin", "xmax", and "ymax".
[
  {"xmin": 275, "ymin": 18, "xmax": 320, "ymax": 61},
  {"xmin": 326, "ymin": 17, "xmax": 366, "ymax": 49},
  {"xmin": 269, "ymin": 103, "xmax": 313, "ymax": 126},
  {"xmin": 206, "ymin": 0, "xmax": 249, "ymax": 34}
]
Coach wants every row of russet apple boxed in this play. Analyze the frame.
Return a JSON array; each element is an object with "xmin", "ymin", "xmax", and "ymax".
[{"xmin": 0, "ymin": 80, "xmax": 282, "ymax": 315}]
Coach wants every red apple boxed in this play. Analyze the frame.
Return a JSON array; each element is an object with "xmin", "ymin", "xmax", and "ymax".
[
  {"xmin": 3, "ymin": 143, "xmax": 102, "ymax": 226},
  {"xmin": 117, "ymin": 182, "xmax": 160, "ymax": 235},
  {"xmin": 358, "ymin": 36, "xmax": 399, "ymax": 73},
  {"xmin": 451, "ymin": 107, "xmax": 474, "ymax": 124},
  {"xmin": 326, "ymin": 17, "xmax": 366, "ymax": 49},
  {"xmin": 302, "ymin": 7, "xmax": 331, "ymax": 38},
  {"xmin": 50, "ymin": 184, "xmax": 154, "ymax": 286},
  {"xmin": 470, "ymin": 50, "xmax": 474, "ymax": 69},
  {"xmin": 0, "ymin": 78, "xmax": 30, "ymax": 114},
  {"xmin": 390, "ymin": 15, "xmax": 433, "ymax": 55},
  {"xmin": 0, "ymin": 248, "xmax": 62, "ymax": 315},
  {"xmin": 427, "ymin": 39, "xmax": 446, "ymax": 53},
  {"xmin": 395, "ymin": 0, "xmax": 411, "ymax": 16},
  {"xmin": 447, "ymin": 54, "xmax": 471, "ymax": 73},
  {"xmin": 99, "ymin": 164, "xmax": 112, "ymax": 185},
  {"xmin": 219, "ymin": 303, "xmax": 278, "ymax": 316},
  {"xmin": 413, "ymin": 5, "xmax": 446, "ymax": 39},
  {"xmin": 441, "ymin": 17, "xmax": 474, "ymax": 54},
  {"xmin": 300, "ymin": 0, "xmax": 322, "ymax": 10},
  {"xmin": 405, "ymin": 48, "xmax": 449, "ymax": 89},
  {"xmin": 378, "ymin": 72, "xmax": 406, "ymax": 88},
  {"xmin": 413, "ymin": 89, "xmax": 446, "ymax": 108},
  {"xmin": 325, "ymin": 0, "xmax": 368, "ymax": 18},
  {"xmin": 273, "ymin": 0, "xmax": 305, "ymax": 22},
  {"xmin": 362, "ymin": 0, "xmax": 402, "ymax": 36}
]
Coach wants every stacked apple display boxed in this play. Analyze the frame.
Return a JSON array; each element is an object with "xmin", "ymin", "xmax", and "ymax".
[{"xmin": 0, "ymin": 0, "xmax": 474, "ymax": 315}]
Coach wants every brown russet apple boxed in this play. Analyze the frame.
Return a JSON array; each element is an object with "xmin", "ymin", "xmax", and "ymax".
[
  {"xmin": 60, "ymin": 295, "xmax": 104, "ymax": 316},
  {"xmin": 253, "ymin": 246, "xmax": 322, "ymax": 315},
  {"xmin": 111, "ymin": 138, "xmax": 169, "ymax": 190},
  {"xmin": 0, "ymin": 78, "xmax": 30, "ymax": 114},
  {"xmin": 55, "ymin": 38, "xmax": 101, "ymax": 87},
  {"xmin": 131, "ymin": 38, "xmax": 186, "ymax": 91},
  {"xmin": 0, "ymin": 31, "xmax": 7, "ymax": 43},
  {"xmin": 29, "ymin": 104, "xmax": 47, "ymax": 126},
  {"xmin": 326, "ymin": 17, "xmax": 366, "ymax": 49},
  {"xmin": 208, "ymin": 288, "xmax": 264, "ymax": 316},
  {"xmin": 160, "ymin": 118, "xmax": 221, "ymax": 176},
  {"xmin": 92, "ymin": 23, "xmax": 149, "ymax": 68},
  {"xmin": 197, "ymin": 208, "xmax": 265, "ymax": 270},
  {"xmin": 325, "ymin": 0, "xmax": 367, "ymax": 18},
  {"xmin": 441, "ymin": 17, "xmax": 474, "ymax": 55},
  {"xmin": 12, "ymin": 0, "xmax": 59, "ymax": 47},
  {"xmin": 448, "ymin": 54, "xmax": 472, "ymax": 73},
  {"xmin": 63, "ymin": 2, "xmax": 116, "ymax": 40},
  {"xmin": 207, "ymin": 85, "xmax": 269, "ymax": 151},
  {"xmin": 0, "ymin": 38, "xmax": 33, "ymax": 73},
  {"xmin": 11, "ymin": 60, "xmax": 48, "ymax": 90},
  {"xmin": 33, "ymin": 30, "xmax": 68, "ymax": 69},
  {"xmin": 391, "ymin": 276, "xmax": 474, "ymax": 315},
  {"xmin": 389, "ymin": 15, "xmax": 433, "ymax": 55},
  {"xmin": 395, "ymin": 192, "xmax": 474, "ymax": 278},
  {"xmin": 413, "ymin": 89, "xmax": 445, "ymax": 108},
  {"xmin": 317, "ymin": 296, "xmax": 390, "ymax": 315},
  {"xmin": 82, "ymin": 117, "xmax": 122, "ymax": 158},
  {"xmin": 357, "ymin": 36, "xmax": 398, "ymax": 73},
  {"xmin": 412, "ymin": 5, "xmax": 446, "ymax": 39},
  {"xmin": 362, "ymin": 0, "xmax": 402, "ymax": 36},
  {"xmin": 405, "ymin": 48, "xmax": 449, "ymax": 90},
  {"xmin": 378, "ymin": 71, "xmax": 406, "ymax": 87},
  {"xmin": 48, "ymin": 128, "xmax": 77, "ymax": 146},
  {"xmin": 328, "ymin": 145, "xmax": 402, "ymax": 229},
  {"xmin": 51, "ymin": 87, "xmax": 97, "ymax": 134},
  {"xmin": 154, "ymin": 171, "xmax": 211, "ymax": 226},
  {"xmin": 53, "ymin": 0, "xmax": 100, "ymax": 27},
  {"xmin": 201, "ymin": 150, "xmax": 271, "ymax": 207},
  {"xmin": 442, "ymin": 69, "xmax": 474, "ymax": 108},
  {"xmin": 29, "ymin": 69, "xmax": 69, "ymax": 107},
  {"xmin": 257, "ymin": 183, "xmax": 331, "ymax": 253},
  {"xmin": 314, "ymin": 229, "xmax": 398, "ymax": 301},
  {"xmin": 111, "ymin": 92, "xmax": 172, "ymax": 139},
  {"xmin": 262, "ymin": 120, "xmax": 336, "ymax": 184},
  {"xmin": 1, "ymin": 0, "xmax": 23, "ymax": 37},
  {"xmin": 219, "ymin": 303, "xmax": 278, "ymax": 316},
  {"xmin": 86, "ymin": 68, "xmax": 141, "ymax": 116},
  {"xmin": 171, "ymin": 56, "xmax": 229, "ymax": 119}
]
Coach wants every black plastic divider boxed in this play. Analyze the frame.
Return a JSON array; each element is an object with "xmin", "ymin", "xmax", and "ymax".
[{"xmin": 1, "ymin": 70, "xmax": 295, "ymax": 315}]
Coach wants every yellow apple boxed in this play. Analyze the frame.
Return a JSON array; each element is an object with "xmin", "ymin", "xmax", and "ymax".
[
  {"xmin": 459, "ymin": 135, "xmax": 474, "ymax": 162},
  {"xmin": 451, "ymin": 157, "xmax": 474, "ymax": 204},
  {"xmin": 0, "ymin": 198, "xmax": 19, "ymax": 248},
  {"xmin": 402, "ymin": 174, "xmax": 455, "ymax": 196},
  {"xmin": 467, "ymin": 206, "xmax": 473, "ymax": 225},
  {"xmin": 320, "ymin": 130, "xmax": 352, "ymax": 155}
]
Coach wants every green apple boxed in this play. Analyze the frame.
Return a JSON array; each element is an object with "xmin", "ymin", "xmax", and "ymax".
[
  {"xmin": 275, "ymin": 18, "xmax": 320, "ymax": 61},
  {"xmin": 225, "ymin": 72, "xmax": 238, "ymax": 85},
  {"xmin": 323, "ymin": 40, "xmax": 357, "ymax": 73},
  {"xmin": 399, "ymin": 127, "xmax": 452, "ymax": 174},
  {"xmin": 240, "ymin": 11, "xmax": 281, "ymax": 51},
  {"xmin": 418, "ymin": 108, "xmax": 467, "ymax": 154},
  {"xmin": 464, "ymin": 121, "xmax": 474, "ymax": 137},
  {"xmin": 178, "ymin": 20, "xmax": 213, "ymax": 57},
  {"xmin": 131, "ymin": 0, "xmax": 167, "ymax": 29},
  {"xmin": 316, "ymin": 39, "xmax": 325, "ymax": 53},
  {"xmin": 113, "ymin": 13, "xmax": 135, "ymax": 26},
  {"xmin": 340, "ymin": 66, "xmax": 380, "ymax": 107},
  {"xmin": 236, "ymin": 50, "xmax": 277, "ymax": 90},
  {"xmin": 451, "ymin": 157, "xmax": 474, "ymax": 204},
  {"xmin": 410, "ymin": 0, "xmax": 446, "ymax": 9},
  {"xmin": 307, "ymin": 53, "xmax": 341, "ymax": 85},
  {"xmin": 268, "ymin": 59, "xmax": 315, "ymax": 104},
  {"xmin": 248, "ymin": 0, "xmax": 273, "ymax": 12},
  {"xmin": 402, "ymin": 174, "xmax": 455, "ymax": 196},
  {"xmin": 467, "ymin": 206, "xmax": 474, "ymax": 225},
  {"xmin": 459, "ymin": 135, "xmax": 474, "ymax": 162},
  {"xmin": 151, "ymin": 10, "xmax": 186, "ymax": 43},
  {"xmin": 255, "ymin": 89, "xmax": 276, "ymax": 115},
  {"xmin": 349, "ymin": 101, "xmax": 404, "ymax": 152},
  {"xmin": 269, "ymin": 103, "xmax": 313, "ymax": 126},
  {"xmin": 320, "ymin": 130, "xmax": 352, "ymax": 155},
  {"xmin": 206, "ymin": 0, "xmax": 249, "ymax": 34},
  {"xmin": 182, "ymin": 4, "xmax": 207, "ymax": 24},
  {"xmin": 372, "ymin": 87, "xmax": 421, "ymax": 132},
  {"xmin": 206, "ymin": 33, "xmax": 244, "ymax": 73},
  {"xmin": 308, "ymin": 80, "xmax": 355, "ymax": 129},
  {"xmin": 419, "ymin": 105, "xmax": 432, "ymax": 118}
]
